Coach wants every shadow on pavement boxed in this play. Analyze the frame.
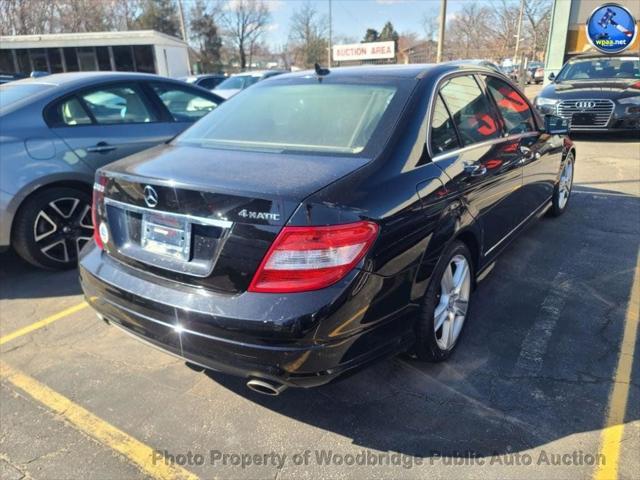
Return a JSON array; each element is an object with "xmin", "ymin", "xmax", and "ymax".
[
  {"xmin": 0, "ymin": 249, "xmax": 82, "ymax": 299},
  {"xmin": 206, "ymin": 185, "xmax": 640, "ymax": 458}
]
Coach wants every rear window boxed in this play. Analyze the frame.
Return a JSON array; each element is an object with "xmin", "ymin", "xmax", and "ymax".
[
  {"xmin": 178, "ymin": 83, "xmax": 398, "ymax": 155},
  {"xmin": 0, "ymin": 83, "xmax": 53, "ymax": 108}
]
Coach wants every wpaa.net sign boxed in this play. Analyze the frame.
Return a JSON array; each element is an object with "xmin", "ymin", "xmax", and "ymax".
[{"xmin": 332, "ymin": 41, "xmax": 396, "ymax": 62}]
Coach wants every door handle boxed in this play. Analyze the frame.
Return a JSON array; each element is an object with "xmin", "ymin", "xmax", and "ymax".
[
  {"xmin": 464, "ymin": 163, "xmax": 488, "ymax": 177},
  {"xmin": 87, "ymin": 142, "xmax": 116, "ymax": 154}
]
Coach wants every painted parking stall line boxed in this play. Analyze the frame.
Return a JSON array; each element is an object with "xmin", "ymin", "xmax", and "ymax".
[
  {"xmin": 594, "ymin": 254, "xmax": 640, "ymax": 480},
  {"xmin": 0, "ymin": 301, "xmax": 88, "ymax": 346},
  {"xmin": 514, "ymin": 271, "xmax": 573, "ymax": 375},
  {"xmin": 0, "ymin": 361, "xmax": 199, "ymax": 480}
]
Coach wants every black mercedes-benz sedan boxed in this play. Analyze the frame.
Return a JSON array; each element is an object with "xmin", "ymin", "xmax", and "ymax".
[
  {"xmin": 534, "ymin": 52, "xmax": 640, "ymax": 131},
  {"xmin": 80, "ymin": 64, "xmax": 575, "ymax": 395}
]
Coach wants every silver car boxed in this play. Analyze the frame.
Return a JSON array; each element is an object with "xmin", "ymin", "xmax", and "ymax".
[{"xmin": 0, "ymin": 72, "xmax": 223, "ymax": 269}]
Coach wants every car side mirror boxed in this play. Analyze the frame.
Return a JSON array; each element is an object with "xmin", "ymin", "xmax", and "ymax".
[
  {"xmin": 544, "ymin": 115, "xmax": 569, "ymax": 135},
  {"xmin": 548, "ymin": 72, "xmax": 555, "ymax": 82}
]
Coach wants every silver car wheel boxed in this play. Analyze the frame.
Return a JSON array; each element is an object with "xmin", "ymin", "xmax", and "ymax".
[
  {"xmin": 33, "ymin": 197, "xmax": 93, "ymax": 263},
  {"xmin": 434, "ymin": 254, "xmax": 471, "ymax": 350},
  {"xmin": 558, "ymin": 156, "xmax": 573, "ymax": 210}
]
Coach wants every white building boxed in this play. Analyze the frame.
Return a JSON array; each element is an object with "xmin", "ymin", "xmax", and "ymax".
[{"xmin": 0, "ymin": 30, "xmax": 190, "ymax": 78}]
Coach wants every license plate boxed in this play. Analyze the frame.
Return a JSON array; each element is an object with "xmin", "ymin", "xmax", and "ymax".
[
  {"xmin": 141, "ymin": 212, "xmax": 191, "ymax": 261},
  {"xmin": 572, "ymin": 113, "xmax": 595, "ymax": 125}
]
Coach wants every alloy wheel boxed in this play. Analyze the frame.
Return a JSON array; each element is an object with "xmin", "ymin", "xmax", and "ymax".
[
  {"xmin": 33, "ymin": 197, "xmax": 93, "ymax": 264},
  {"xmin": 434, "ymin": 254, "xmax": 471, "ymax": 350},
  {"xmin": 558, "ymin": 157, "xmax": 573, "ymax": 209}
]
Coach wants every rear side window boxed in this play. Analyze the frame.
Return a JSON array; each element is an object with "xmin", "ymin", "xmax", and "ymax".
[
  {"xmin": 80, "ymin": 85, "xmax": 156, "ymax": 124},
  {"xmin": 430, "ymin": 94, "xmax": 460, "ymax": 154},
  {"xmin": 439, "ymin": 75, "xmax": 500, "ymax": 146},
  {"xmin": 151, "ymin": 83, "xmax": 219, "ymax": 121},
  {"xmin": 484, "ymin": 76, "xmax": 536, "ymax": 134},
  {"xmin": 57, "ymin": 97, "xmax": 92, "ymax": 126}
]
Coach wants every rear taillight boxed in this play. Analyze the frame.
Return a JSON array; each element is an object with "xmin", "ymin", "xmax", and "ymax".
[
  {"xmin": 92, "ymin": 175, "xmax": 107, "ymax": 250},
  {"xmin": 248, "ymin": 221, "xmax": 379, "ymax": 293}
]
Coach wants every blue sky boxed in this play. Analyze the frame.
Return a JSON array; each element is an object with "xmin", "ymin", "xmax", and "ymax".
[{"xmin": 261, "ymin": 0, "xmax": 505, "ymax": 47}]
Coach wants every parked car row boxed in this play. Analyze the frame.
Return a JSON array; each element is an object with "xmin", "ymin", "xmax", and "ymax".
[{"xmin": 3, "ymin": 52, "xmax": 635, "ymax": 394}]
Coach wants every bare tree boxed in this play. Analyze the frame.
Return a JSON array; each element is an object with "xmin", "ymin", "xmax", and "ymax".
[
  {"xmin": 446, "ymin": 2, "xmax": 492, "ymax": 59},
  {"xmin": 0, "ymin": 0, "xmax": 139, "ymax": 35},
  {"xmin": 222, "ymin": 0, "xmax": 270, "ymax": 71},
  {"xmin": 523, "ymin": 0, "xmax": 552, "ymax": 60},
  {"xmin": 288, "ymin": 1, "xmax": 328, "ymax": 68}
]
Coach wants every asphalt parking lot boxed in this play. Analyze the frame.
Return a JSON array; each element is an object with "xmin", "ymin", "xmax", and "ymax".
[{"xmin": 1, "ymin": 85, "xmax": 639, "ymax": 480}]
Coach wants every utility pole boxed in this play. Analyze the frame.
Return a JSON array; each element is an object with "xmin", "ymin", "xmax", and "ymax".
[
  {"xmin": 176, "ymin": 0, "xmax": 191, "ymax": 74},
  {"xmin": 436, "ymin": 0, "xmax": 447, "ymax": 63},
  {"xmin": 514, "ymin": 0, "xmax": 525, "ymax": 62},
  {"xmin": 328, "ymin": 0, "xmax": 333, "ymax": 67},
  {"xmin": 513, "ymin": 0, "xmax": 526, "ymax": 87}
]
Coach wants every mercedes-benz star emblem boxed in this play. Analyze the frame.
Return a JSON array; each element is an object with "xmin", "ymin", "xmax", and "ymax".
[{"xmin": 143, "ymin": 185, "xmax": 158, "ymax": 208}]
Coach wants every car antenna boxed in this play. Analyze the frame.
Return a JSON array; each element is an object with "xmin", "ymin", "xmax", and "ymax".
[{"xmin": 314, "ymin": 63, "xmax": 330, "ymax": 81}]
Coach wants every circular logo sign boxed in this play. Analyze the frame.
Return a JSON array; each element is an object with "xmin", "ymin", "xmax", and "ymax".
[{"xmin": 586, "ymin": 3, "xmax": 637, "ymax": 54}]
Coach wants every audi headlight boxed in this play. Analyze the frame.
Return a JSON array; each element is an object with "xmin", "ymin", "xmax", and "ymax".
[
  {"xmin": 618, "ymin": 96, "xmax": 640, "ymax": 105},
  {"xmin": 535, "ymin": 97, "xmax": 560, "ymax": 107}
]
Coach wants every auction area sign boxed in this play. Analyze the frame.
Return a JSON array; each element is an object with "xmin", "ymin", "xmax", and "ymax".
[
  {"xmin": 586, "ymin": 3, "xmax": 637, "ymax": 54},
  {"xmin": 332, "ymin": 41, "xmax": 395, "ymax": 62}
]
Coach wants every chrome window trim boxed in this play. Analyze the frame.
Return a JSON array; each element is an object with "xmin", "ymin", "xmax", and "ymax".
[
  {"xmin": 104, "ymin": 197, "xmax": 233, "ymax": 229},
  {"xmin": 431, "ymin": 132, "xmax": 540, "ymax": 163}
]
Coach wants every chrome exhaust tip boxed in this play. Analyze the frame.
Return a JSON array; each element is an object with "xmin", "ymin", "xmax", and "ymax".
[{"xmin": 246, "ymin": 379, "xmax": 287, "ymax": 396}]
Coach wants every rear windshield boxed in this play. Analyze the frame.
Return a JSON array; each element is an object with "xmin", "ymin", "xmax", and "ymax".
[
  {"xmin": 556, "ymin": 57, "xmax": 639, "ymax": 81},
  {"xmin": 0, "ymin": 83, "xmax": 53, "ymax": 107},
  {"xmin": 178, "ymin": 83, "xmax": 398, "ymax": 155}
]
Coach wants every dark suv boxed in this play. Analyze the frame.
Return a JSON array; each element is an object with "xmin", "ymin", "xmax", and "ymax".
[{"xmin": 80, "ymin": 64, "xmax": 574, "ymax": 395}]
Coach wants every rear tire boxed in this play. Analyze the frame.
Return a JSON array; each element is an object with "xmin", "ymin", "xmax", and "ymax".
[
  {"xmin": 549, "ymin": 152, "xmax": 574, "ymax": 217},
  {"xmin": 414, "ymin": 241, "xmax": 474, "ymax": 362},
  {"xmin": 12, "ymin": 187, "xmax": 93, "ymax": 270}
]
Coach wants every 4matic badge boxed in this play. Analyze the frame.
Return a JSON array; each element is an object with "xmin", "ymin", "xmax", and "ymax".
[{"xmin": 237, "ymin": 209, "xmax": 281, "ymax": 221}]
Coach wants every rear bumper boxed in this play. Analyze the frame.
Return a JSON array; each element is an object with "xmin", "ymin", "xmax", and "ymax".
[{"xmin": 79, "ymin": 245, "xmax": 415, "ymax": 388}]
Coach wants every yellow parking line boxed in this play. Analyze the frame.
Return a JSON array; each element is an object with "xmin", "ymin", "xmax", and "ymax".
[
  {"xmin": 0, "ymin": 361, "xmax": 198, "ymax": 480},
  {"xmin": 0, "ymin": 301, "xmax": 88, "ymax": 346},
  {"xmin": 594, "ymin": 254, "xmax": 640, "ymax": 480}
]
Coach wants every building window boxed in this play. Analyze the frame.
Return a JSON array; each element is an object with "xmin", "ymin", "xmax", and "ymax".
[
  {"xmin": 112, "ymin": 45, "xmax": 134, "ymax": 71},
  {"xmin": 96, "ymin": 47, "xmax": 112, "ymax": 71},
  {"xmin": 47, "ymin": 48, "xmax": 64, "ymax": 73},
  {"xmin": 77, "ymin": 47, "xmax": 97, "ymax": 71},
  {"xmin": 15, "ymin": 49, "xmax": 30, "ymax": 74},
  {"xmin": 133, "ymin": 45, "xmax": 155, "ymax": 73},
  {"xmin": 0, "ymin": 49, "xmax": 14, "ymax": 73},
  {"xmin": 29, "ymin": 48, "xmax": 49, "ymax": 72},
  {"xmin": 63, "ymin": 48, "xmax": 79, "ymax": 71}
]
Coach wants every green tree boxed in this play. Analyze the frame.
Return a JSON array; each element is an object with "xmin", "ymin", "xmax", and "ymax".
[
  {"xmin": 379, "ymin": 21, "xmax": 399, "ymax": 43},
  {"xmin": 190, "ymin": 0, "xmax": 222, "ymax": 72},
  {"xmin": 362, "ymin": 28, "xmax": 379, "ymax": 43},
  {"xmin": 135, "ymin": 0, "xmax": 180, "ymax": 38}
]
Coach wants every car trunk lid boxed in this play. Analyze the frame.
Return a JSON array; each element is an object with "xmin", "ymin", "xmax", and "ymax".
[{"xmin": 94, "ymin": 144, "xmax": 368, "ymax": 293}]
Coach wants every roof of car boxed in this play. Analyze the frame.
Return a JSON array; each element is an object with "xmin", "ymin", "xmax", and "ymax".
[
  {"xmin": 6, "ymin": 71, "xmax": 170, "ymax": 88},
  {"xmin": 571, "ymin": 51, "xmax": 640, "ymax": 60},
  {"xmin": 230, "ymin": 70, "xmax": 287, "ymax": 77},
  {"xmin": 273, "ymin": 63, "xmax": 501, "ymax": 82}
]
